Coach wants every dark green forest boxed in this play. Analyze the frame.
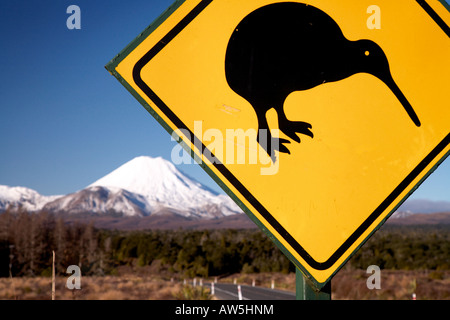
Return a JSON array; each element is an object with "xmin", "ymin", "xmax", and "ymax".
[{"xmin": 0, "ymin": 210, "xmax": 448, "ymax": 278}]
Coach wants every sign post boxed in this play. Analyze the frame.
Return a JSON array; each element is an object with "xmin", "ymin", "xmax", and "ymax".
[
  {"xmin": 296, "ymin": 268, "xmax": 331, "ymax": 300},
  {"xmin": 106, "ymin": 0, "xmax": 450, "ymax": 295}
]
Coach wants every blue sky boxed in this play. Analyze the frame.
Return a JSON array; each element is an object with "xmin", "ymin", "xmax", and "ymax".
[{"xmin": 0, "ymin": 0, "xmax": 449, "ymax": 202}]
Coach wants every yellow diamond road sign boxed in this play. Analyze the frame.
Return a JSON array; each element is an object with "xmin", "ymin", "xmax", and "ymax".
[{"xmin": 106, "ymin": 0, "xmax": 450, "ymax": 286}]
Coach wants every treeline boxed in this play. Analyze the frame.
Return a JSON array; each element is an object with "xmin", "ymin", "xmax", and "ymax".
[
  {"xmin": 106, "ymin": 227, "xmax": 293, "ymax": 277},
  {"xmin": 0, "ymin": 210, "xmax": 292, "ymax": 277},
  {"xmin": 0, "ymin": 211, "xmax": 99, "ymax": 277},
  {"xmin": 0, "ymin": 210, "xmax": 449, "ymax": 278},
  {"xmin": 350, "ymin": 224, "xmax": 450, "ymax": 270}
]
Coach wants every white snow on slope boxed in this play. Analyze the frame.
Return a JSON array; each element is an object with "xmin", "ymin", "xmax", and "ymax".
[
  {"xmin": 89, "ymin": 156, "xmax": 242, "ymax": 218},
  {"xmin": 0, "ymin": 185, "xmax": 61, "ymax": 212},
  {"xmin": 42, "ymin": 185, "xmax": 152, "ymax": 217}
]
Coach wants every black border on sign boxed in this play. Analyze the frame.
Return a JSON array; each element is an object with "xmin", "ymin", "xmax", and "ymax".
[
  {"xmin": 418, "ymin": 0, "xmax": 450, "ymax": 37},
  {"xmin": 132, "ymin": 0, "xmax": 450, "ymax": 270}
]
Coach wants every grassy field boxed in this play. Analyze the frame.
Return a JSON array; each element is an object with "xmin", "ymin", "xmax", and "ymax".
[
  {"xmin": 1, "ymin": 268, "xmax": 448, "ymax": 300},
  {"xmin": 0, "ymin": 275, "xmax": 185, "ymax": 300}
]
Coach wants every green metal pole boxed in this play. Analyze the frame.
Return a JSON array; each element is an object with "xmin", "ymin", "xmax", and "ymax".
[{"xmin": 296, "ymin": 268, "xmax": 331, "ymax": 300}]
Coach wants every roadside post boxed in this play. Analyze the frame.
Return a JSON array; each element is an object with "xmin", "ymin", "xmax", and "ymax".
[
  {"xmin": 106, "ymin": 0, "xmax": 450, "ymax": 298},
  {"xmin": 296, "ymin": 268, "xmax": 331, "ymax": 300}
]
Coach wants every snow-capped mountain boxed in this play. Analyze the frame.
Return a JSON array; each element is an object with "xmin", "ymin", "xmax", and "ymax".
[
  {"xmin": 42, "ymin": 186, "xmax": 152, "ymax": 217},
  {"xmin": 2, "ymin": 155, "xmax": 450, "ymax": 227},
  {"xmin": 0, "ymin": 185, "xmax": 61, "ymax": 212},
  {"xmin": 87, "ymin": 156, "xmax": 242, "ymax": 218},
  {"xmin": 390, "ymin": 210, "xmax": 414, "ymax": 219},
  {"xmin": 397, "ymin": 199, "xmax": 450, "ymax": 214},
  {"xmin": 0, "ymin": 156, "xmax": 242, "ymax": 219}
]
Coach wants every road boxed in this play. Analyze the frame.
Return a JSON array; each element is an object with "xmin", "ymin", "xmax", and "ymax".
[{"xmin": 204, "ymin": 283, "xmax": 296, "ymax": 300}]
